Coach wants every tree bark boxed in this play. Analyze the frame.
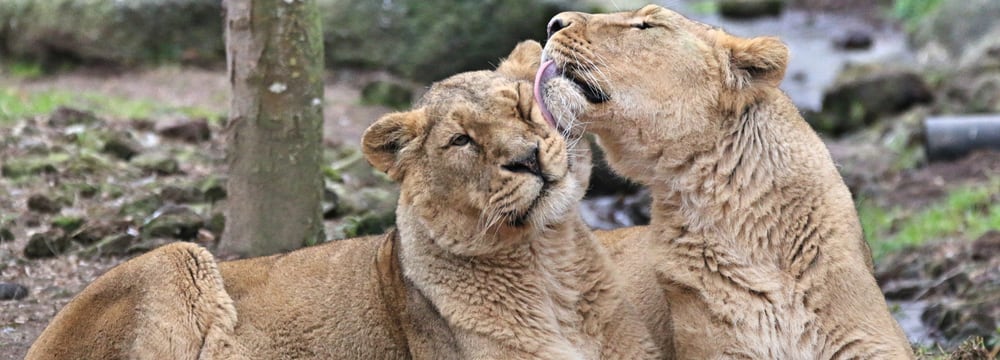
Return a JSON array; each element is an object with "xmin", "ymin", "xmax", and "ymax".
[{"xmin": 221, "ymin": 0, "xmax": 325, "ymax": 257}]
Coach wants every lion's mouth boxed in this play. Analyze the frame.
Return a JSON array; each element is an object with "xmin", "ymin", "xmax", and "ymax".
[{"xmin": 534, "ymin": 61, "xmax": 610, "ymax": 129}]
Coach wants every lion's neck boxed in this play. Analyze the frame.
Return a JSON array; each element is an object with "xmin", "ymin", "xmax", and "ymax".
[
  {"xmin": 651, "ymin": 100, "xmax": 839, "ymax": 280},
  {"xmin": 397, "ymin": 210, "xmax": 616, "ymax": 357}
]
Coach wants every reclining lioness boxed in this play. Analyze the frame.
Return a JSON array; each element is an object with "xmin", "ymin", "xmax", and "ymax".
[
  {"xmin": 536, "ymin": 5, "xmax": 913, "ymax": 359},
  {"xmin": 26, "ymin": 41, "xmax": 659, "ymax": 359}
]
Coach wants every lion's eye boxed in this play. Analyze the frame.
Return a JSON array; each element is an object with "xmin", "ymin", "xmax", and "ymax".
[
  {"xmin": 450, "ymin": 134, "xmax": 472, "ymax": 147},
  {"xmin": 632, "ymin": 22, "xmax": 652, "ymax": 30}
]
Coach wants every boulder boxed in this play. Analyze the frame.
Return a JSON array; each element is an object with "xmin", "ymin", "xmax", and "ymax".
[{"xmin": 813, "ymin": 65, "xmax": 933, "ymax": 135}]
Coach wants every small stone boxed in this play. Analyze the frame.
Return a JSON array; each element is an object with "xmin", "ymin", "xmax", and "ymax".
[
  {"xmin": 23, "ymin": 229, "xmax": 72, "ymax": 258},
  {"xmin": 970, "ymin": 230, "xmax": 1000, "ymax": 261},
  {"xmin": 119, "ymin": 195, "xmax": 165, "ymax": 219},
  {"xmin": 718, "ymin": 0, "xmax": 785, "ymax": 19},
  {"xmin": 131, "ymin": 152, "xmax": 181, "ymax": 175},
  {"xmin": 199, "ymin": 176, "xmax": 227, "ymax": 203},
  {"xmin": 141, "ymin": 205, "xmax": 204, "ymax": 240},
  {"xmin": 80, "ymin": 233, "xmax": 137, "ymax": 257},
  {"xmin": 155, "ymin": 117, "xmax": 211, "ymax": 143},
  {"xmin": 833, "ymin": 30, "xmax": 873, "ymax": 51},
  {"xmin": 160, "ymin": 184, "xmax": 203, "ymax": 204},
  {"xmin": 101, "ymin": 131, "xmax": 143, "ymax": 160},
  {"xmin": 0, "ymin": 227, "xmax": 14, "ymax": 242},
  {"xmin": 72, "ymin": 220, "xmax": 128, "ymax": 245},
  {"xmin": 48, "ymin": 106, "xmax": 98, "ymax": 127},
  {"xmin": 0, "ymin": 283, "xmax": 29, "ymax": 301},
  {"xmin": 26, "ymin": 194, "xmax": 62, "ymax": 214}
]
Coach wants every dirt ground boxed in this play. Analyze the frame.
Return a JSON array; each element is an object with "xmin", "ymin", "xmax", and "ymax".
[{"xmin": 0, "ymin": 66, "xmax": 401, "ymax": 359}]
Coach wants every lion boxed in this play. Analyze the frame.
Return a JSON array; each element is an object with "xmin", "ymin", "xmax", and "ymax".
[
  {"xmin": 26, "ymin": 40, "xmax": 660, "ymax": 360},
  {"xmin": 535, "ymin": 5, "xmax": 914, "ymax": 359}
]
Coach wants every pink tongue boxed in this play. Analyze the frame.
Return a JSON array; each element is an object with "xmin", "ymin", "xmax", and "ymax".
[{"xmin": 534, "ymin": 60, "xmax": 558, "ymax": 129}]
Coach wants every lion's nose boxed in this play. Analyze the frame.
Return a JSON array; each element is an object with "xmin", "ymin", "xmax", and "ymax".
[
  {"xmin": 546, "ymin": 15, "xmax": 571, "ymax": 38},
  {"xmin": 502, "ymin": 146, "xmax": 542, "ymax": 178}
]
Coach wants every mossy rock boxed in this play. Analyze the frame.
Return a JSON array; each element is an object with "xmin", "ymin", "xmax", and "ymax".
[
  {"xmin": 814, "ymin": 65, "xmax": 933, "ymax": 136},
  {"xmin": 361, "ymin": 80, "xmax": 413, "ymax": 110},
  {"xmin": 23, "ymin": 229, "xmax": 72, "ymax": 258},
  {"xmin": 1, "ymin": 153, "xmax": 70, "ymax": 179},
  {"xmin": 141, "ymin": 206, "xmax": 203, "ymax": 240},
  {"xmin": 51, "ymin": 215, "xmax": 85, "ymax": 233}
]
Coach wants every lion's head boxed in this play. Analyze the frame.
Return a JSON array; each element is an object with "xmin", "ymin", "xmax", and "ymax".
[
  {"xmin": 535, "ymin": 4, "xmax": 789, "ymax": 184},
  {"xmin": 363, "ymin": 41, "xmax": 591, "ymax": 256}
]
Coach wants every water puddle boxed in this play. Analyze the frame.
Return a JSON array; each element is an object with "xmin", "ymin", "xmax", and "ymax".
[{"xmin": 658, "ymin": 1, "xmax": 915, "ymax": 110}]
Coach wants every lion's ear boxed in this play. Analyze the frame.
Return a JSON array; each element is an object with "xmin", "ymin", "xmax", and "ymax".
[
  {"xmin": 497, "ymin": 40, "xmax": 543, "ymax": 81},
  {"xmin": 723, "ymin": 35, "xmax": 788, "ymax": 88},
  {"xmin": 362, "ymin": 109, "xmax": 426, "ymax": 181}
]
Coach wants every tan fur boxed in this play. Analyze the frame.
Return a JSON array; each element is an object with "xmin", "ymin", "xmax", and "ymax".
[
  {"xmin": 539, "ymin": 5, "xmax": 913, "ymax": 359},
  {"xmin": 26, "ymin": 41, "xmax": 659, "ymax": 360}
]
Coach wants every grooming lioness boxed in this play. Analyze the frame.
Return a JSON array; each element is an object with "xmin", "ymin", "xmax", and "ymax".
[
  {"xmin": 26, "ymin": 41, "xmax": 658, "ymax": 359},
  {"xmin": 536, "ymin": 5, "xmax": 913, "ymax": 359}
]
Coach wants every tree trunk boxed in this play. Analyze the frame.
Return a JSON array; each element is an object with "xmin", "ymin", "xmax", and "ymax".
[{"xmin": 221, "ymin": 0, "xmax": 325, "ymax": 257}]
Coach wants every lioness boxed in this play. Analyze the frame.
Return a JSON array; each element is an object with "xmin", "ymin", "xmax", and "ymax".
[
  {"xmin": 535, "ymin": 5, "xmax": 914, "ymax": 359},
  {"xmin": 26, "ymin": 41, "xmax": 659, "ymax": 359}
]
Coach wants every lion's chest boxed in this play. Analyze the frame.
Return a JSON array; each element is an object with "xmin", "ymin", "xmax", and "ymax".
[{"xmin": 661, "ymin": 237, "xmax": 825, "ymax": 359}]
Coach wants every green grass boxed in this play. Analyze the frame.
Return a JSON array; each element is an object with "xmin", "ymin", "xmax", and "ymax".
[
  {"xmin": 890, "ymin": 0, "xmax": 944, "ymax": 30},
  {"xmin": 0, "ymin": 88, "xmax": 220, "ymax": 124},
  {"xmin": 860, "ymin": 180, "xmax": 1000, "ymax": 260}
]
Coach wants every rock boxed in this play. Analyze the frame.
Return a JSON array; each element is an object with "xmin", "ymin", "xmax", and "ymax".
[
  {"xmin": 833, "ymin": 30, "xmax": 873, "ymax": 51},
  {"xmin": 970, "ymin": 230, "xmax": 1000, "ymax": 261},
  {"xmin": 0, "ymin": 227, "xmax": 13, "ymax": 242},
  {"xmin": 119, "ymin": 195, "xmax": 164, "ymax": 219},
  {"xmin": 1, "ymin": 153, "xmax": 69, "ymax": 178},
  {"xmin": 360, "ymin": 80, "xmax": 413, "ymax": 110},
  {"xmin": 0, "ymin": 283, "xmax": 29, "ymax": 301},
  {"xmin": 23, "ymin": 229, "xmax": 72, "ymax": 258},
  {"xmin": 80, "ymin": 233, "xmax": 137, "ymax": 257},
  {"xmin": 159, "ymin": 184, "xmax": 203, "ymax": 204},
  {"xmin": 47, "ymin": 106, "xmax": 98, "ymax": 127},
  {"xmin": 198, "ymin": 176, "xmax": 227, "ymax": 203},
  {"xmin": 101, "ymin": 130, "xmax": 143, "ymax": 160},
  {"xmin": 921, "ymin": 301, "xmax": 997, "ymax": 348},
  {"xmin": 71, "ymin": 219, "xmax": 128, "ymax": 245},
  {"xmin": 141, "ymin": 205, "xmax": 203, "ymax": 240},
  {"xmin": 331, "ymin": 210, "xmax": 395, "ymax": 240},
  {"xmin": 26, "ymin": 193, "xmax": 62, "ymax": 213},
  {"xmin": 814, "ymin": 65, "xmax": 933, "ymax": 135},
  {"xmin": 131, "ymin": 152, "xmax": 180, "ymax": 175},
  {"xmin": 155, "ymin": 117, "xmax": 211, "ymax": 143},
  {"xmin": 909, "ymin": 0, "xmax": 1000, "ymax": 62},
  {"xmin": 718, "ymin": 0, "xmax": 785, "ymax": 19}
]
